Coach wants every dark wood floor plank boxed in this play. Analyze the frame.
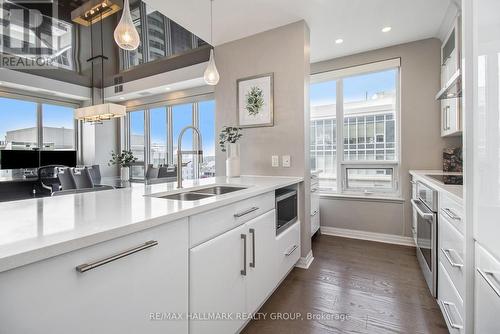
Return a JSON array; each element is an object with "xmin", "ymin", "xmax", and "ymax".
[{"xmin": 241, "ymin": 234, "xmax": 447, "ymax": 334}]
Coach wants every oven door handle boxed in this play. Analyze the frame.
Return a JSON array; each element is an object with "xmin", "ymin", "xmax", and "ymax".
[{"xmin": 411, "ymin": 199, "xmax": 434, "ymax": 220}]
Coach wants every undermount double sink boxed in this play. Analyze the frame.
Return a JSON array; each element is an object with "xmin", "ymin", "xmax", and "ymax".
[{"xmin": 153, "ymin": 186, "xmax": 248, "ymax": 201}]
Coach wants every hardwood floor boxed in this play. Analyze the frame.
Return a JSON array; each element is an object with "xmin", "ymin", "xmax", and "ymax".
[{"xmin": 242, "ymin": 234, "xmax": 448, "ymax": 334}]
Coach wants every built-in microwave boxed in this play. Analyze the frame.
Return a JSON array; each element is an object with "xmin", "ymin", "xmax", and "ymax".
[{"xmin": 275, "ymin": 188, "xmax": 298, "ymax": 235}]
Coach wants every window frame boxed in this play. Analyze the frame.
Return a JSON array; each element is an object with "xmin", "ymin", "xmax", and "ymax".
[
  {"xmin": 124, "ymin": 95, "xmax": 215, "ymax": 181},
  {"xmin": 311, "ymin": 58, "xmax": 401, "ymax": 197},
  {"xmin": 0, "ymin": 90, "xmax": 79, "ymax": 153}
]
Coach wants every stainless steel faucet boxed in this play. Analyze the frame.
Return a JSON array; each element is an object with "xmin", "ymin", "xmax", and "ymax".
[{"xmin": 176, "ymin": 126, "xmax": 204, "ymax": 189}]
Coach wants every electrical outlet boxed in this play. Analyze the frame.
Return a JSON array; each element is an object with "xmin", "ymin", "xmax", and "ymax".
[
  {"xmin": 272, "ymin": 155, "xmax": 279, "ymax": 167},
  {"xmin": 282, "ymin": 155, "xmax": 291, "ymax": 168}
]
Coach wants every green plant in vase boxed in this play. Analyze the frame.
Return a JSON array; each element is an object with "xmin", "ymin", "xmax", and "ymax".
[{"xmin": 219, "ymin": 126, "xmax": 242, "ymax": 177}]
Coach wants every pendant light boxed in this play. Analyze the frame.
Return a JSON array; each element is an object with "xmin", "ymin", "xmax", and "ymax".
[
  {"xmin": 76, "ymin": 12, "xmax": 125, "ymax": 123},
  {"xmin": 204, "ymin": 0, "xmax": 220, "ymax": 85},
  {"xmin": 114, "ymin": 0, "xmax": 140, "ymax": 50}
]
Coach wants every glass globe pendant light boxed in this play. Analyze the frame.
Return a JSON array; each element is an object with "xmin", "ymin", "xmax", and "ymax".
[
  {"xmin": 204, "ymin": 0, "xmax": 219, "ymax": 85},
  {"xmin": 114, "ymin": 0, "xmax": 140, "ymax": 50}
]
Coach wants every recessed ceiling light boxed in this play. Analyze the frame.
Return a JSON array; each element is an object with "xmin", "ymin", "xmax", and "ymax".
[
  {"xmin": 119, "ymin": 96, "xmax": 125, "ymax": 100},
  {"xmin": 335, "ymin": 39, "xmax": 343, "ymax": 44},
  {"xmin": 382, "ymin": 26, "xmax": 392, "ymax": 33},
  {"xmin": 165, "ymin": 87, "xmax": 171, "ymax": 91}
]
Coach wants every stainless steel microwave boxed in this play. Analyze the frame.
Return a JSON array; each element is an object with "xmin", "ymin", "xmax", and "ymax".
[{"xmin": 275, "ymin": 188, "xmax": 298, "ymax": 235}]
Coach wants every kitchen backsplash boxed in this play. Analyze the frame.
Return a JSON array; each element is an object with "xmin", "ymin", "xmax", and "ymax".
[{"xmin": 443, "ymin": 147, "xmax": 463, "ymax": 172}]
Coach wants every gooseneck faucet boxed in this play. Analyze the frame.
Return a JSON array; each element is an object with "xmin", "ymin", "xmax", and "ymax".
[{"xmin": 177, "ymin": 126, "xmax": 204, "ymax": 189}]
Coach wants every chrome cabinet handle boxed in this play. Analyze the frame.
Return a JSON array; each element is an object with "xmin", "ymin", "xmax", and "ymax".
[
  {"xmin": 411, "ymin": 199, "xmax": 434, "ymax": 220},
  {"xmin": 311, "ymin": 188, "xmax": 319, "ymax": 193},
  {"xmin": 441, "ymin": 208, "xmax": 461, "ymax": 221},
  {"xmin": 311, "ymin": 210, "xmax": 318, "ymax": 217},
  {"xmin": 477, "ymin": 268, "xmax": 500, "ymax": 298},
  {"xmin": 249, "ymin": 228, "xmax": 256, "ymax": 268},
  {"xmin": 441, "ymin": 248, "xmax": 464, "ymax": 268},
  {"xmin": 441, "ymin": 300, "xmax": 463, "ymax": 329},
  {"xmin": 285, "ymin": 245, "xmax": 298, "ymax": 256},
  {"xmin": 240, "ymin": 234, "xmax": 247, "ymax": 276},
  {"xmin": 76, "ymin": 240, "xmax": 158, "ymax": 273},
  {"xmin": 234, "ymin": 207, "xmax": 259, "ymax": 218}
]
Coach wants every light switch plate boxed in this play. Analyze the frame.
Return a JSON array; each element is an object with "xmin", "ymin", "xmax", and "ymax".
[
  {"xmin": 272, "ymin": 155, "xmax": 279, "ymax": 167},
  {"xmin": 282, "ymin": 155, "xmax": 291, "ymax": 168}
]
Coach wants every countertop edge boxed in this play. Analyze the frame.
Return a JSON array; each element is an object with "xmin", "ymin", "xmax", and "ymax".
[
  {"xmin": 0, "ymin": 177, "xmax": 303, "ymax": 273},
  {"xmin": 409, "ymin": 170, "xmax": 463, "ymax": 203}
]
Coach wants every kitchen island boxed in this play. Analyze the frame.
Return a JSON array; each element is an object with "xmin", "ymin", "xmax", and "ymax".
[{"xmin": 0, "ymin": 176, "xmax": 303, "ymax": 334}]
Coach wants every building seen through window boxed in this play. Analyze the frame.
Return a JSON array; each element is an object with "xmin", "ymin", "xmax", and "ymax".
[{"xmin": 311, "ymin": 67, "xmax": 399, "ymax": 194}]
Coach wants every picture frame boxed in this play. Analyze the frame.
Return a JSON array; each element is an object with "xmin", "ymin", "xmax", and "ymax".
[{"xmin": 237, "ymin": 73, "xmax": 274, "ymax": 128}]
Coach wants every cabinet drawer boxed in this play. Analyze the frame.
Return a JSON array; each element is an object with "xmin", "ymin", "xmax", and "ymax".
[
  {"xmin": 438, "ymin": 217, "xmax": 465, "ymax": 299},
  {"xmin": 275, "ymin": 221, "xmax": 300, "ymax": 283},
  {"xmin": 311, "ymin": 211, "xmax": 320, "ymax": 236},
  {"xmin": 311, "ymin": 192, "xmax": 319, "ymax": 214},
  {"xmin": 190, "ymin": 192, "xmax": 275, "ymax": 247},
  {"xmin": 475, "ymin": 243, "xmax": 500, "ymax": 334},
  {"xmin": 0, "ymin": 219, "xmax": 189, "ymax": 334},
  {"xmin": 438, "ymin": 262, "xmax": 465, "ymax": 334},
  {"xmin": 439, "ymin": 193, "xmax": 464, "ymax": 234}
]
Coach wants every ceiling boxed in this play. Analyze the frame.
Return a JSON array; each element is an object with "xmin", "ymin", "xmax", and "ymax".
[{"xmin": 146, "ymin": 0, "xmax": 454, "ymax": 62}]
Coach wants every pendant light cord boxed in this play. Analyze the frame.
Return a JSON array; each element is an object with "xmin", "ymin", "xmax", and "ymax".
[
  {"xmin": 100, "ymin": 11, "xmax": 105, "ymax": 105},
  {"xmin": 90, "ymin": 19, "xmax": 94, "ymax": 105},
  {"xmin": 210, "ymin": 0, "xmax": 213, "ymax": 46}
]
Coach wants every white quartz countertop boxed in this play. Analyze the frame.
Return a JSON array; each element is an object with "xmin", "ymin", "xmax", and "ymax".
[
  {"xmin": 409, "ymin": 170, "xmax": 463, "ymax": 203},
  {"xmin": 0, "ymin": 176, "xmax": 303, "ymax": 273}
]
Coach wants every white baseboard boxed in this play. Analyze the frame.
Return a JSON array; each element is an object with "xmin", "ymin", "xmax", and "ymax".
[
  {"xmin": 295, "ymin": 250, "xmax": 314, "ymax": 269},
  {"xmin": 320, "ymin": 226, "xmax": 415, "ymax": 247}
]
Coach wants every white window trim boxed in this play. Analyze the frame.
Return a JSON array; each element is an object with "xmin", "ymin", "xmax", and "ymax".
[{"xmin": 311, "ymin": 59, "xmax": 402, "ymax": 197}]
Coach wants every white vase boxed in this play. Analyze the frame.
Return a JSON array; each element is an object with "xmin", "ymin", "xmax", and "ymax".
[
  {"xmin": 121, "ymin": 166, "xmax": 130, "ymax": 181},
  {"xmin": 226, "ymin": 143, "xmax": 241, "ymax": 178}
]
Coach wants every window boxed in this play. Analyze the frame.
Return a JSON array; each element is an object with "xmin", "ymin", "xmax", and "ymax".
[
  {"xmin": 129, "ymin": 110, "xmax": 145, "ymax": 179},
  {"xmin": 310, "ymin": 60, "xmax": 400, "ymax": 195},
  {"xmin": 0, "ymin": 97, "xmax": 38, "ymax": 150},
  {"xmin": 0, "ymin": 95, "xmax": 77, "ymax": 177},
  {"xmin": 150, "ymin": 107, "xmax": 167, "ymax": 167},
  {"xmin": 198, "ymin": 100, "xmax": 216, "ymax": 178},
  {"xmin": 310, "ymin": 80, "xmax": 337, "ymax": 191},
  {"xmin": 126, "ymin": 99, "xmax": 216, "ymax": 181},
  {"xmin": 42, "ymin": 104, "xmax": 75, "ymax": 150},
  {"xmin": 147, "ymin": 10, "xmax": 166, "ymax": 61}
]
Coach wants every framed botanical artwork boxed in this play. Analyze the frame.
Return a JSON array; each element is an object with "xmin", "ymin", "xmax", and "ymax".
[{"xmin": 237, "ymin": 73, "xmax": 274, "ymax": 128}]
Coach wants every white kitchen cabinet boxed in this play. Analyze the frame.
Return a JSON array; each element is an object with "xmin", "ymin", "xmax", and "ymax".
[
  {"xmin": 475, "ymin": 244, "xmax": 500, "ymax": 334},
  {"xmin": 189, "ymin": 223, "xmax": 248, "ymax": 334},
  {"xmin": 473, "ymin": 0, "xmax": 500, "ymax": 284},
  {"xmin": 438, "ymin": 262, "xmax": 465, "ymax": 333},
  {"xmin": 275, "ymin": 220, "xmax": 301, "ymax": 282},
  {"xmin": 310, "ymin": 172, "xmax": 320, "ymax": 236},
  {"xmin": 471, "ymin": 0, "xmax": 500, "ymax": 332},
  {"xmin": 441, "ymin": 98, "xmax": 462, "ymax": 136},
  {"xmin": 441, "ymin": 16, "xmax": 460, "ymax": 87},
  {"xmin": 245, "ymin": 210, "xmax": 278, "ymax": 314},
  {"xmin": 0, "ymin": 218, "xmax": 189, "ymax": 334}
]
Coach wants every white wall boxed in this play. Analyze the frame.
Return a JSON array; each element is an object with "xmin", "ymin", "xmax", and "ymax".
[
  {"xmin": 312, "ymin": 38, "xmax": 462, "ymax": 238},
  {"xmin": 214, "ymin": 21, "xmax": 312, "ymax": 257}
]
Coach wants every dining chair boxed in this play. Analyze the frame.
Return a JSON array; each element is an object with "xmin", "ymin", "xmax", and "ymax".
[
  {"xmin": 145, "ymin": 166, "xmax": 159, "ymax": 180},
  {"xmin": 71, "ymin": 168, "xmax": 95, "ymax": 189},
  {"xmin": 57, "ymin": 167, "xmax": 77, "ymax": 190}
]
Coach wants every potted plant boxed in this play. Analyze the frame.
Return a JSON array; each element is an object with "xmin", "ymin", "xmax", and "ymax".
[
  {"xmin": 219, "ymin": 126, "xmax": 243, "ymax": 177},
  {"xmin": 109, "ymin": 150, "xmax": 138, "ymax": 181}
]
